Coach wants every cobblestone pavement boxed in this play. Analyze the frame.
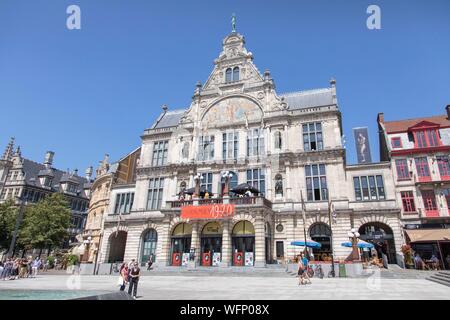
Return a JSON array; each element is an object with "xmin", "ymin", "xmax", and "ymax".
[{"xmin": 0, "ymin": 271, "xmax": 449, "ymax": 300}]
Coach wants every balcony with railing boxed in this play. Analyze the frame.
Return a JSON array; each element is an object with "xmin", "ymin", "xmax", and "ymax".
[{"xmin": 166, "ymin": 196, "xmax": 272, "ymax": 210}]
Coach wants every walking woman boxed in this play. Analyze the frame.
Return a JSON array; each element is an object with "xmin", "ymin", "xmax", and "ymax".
[
  {"xmin": 297, "ymin": 254, "xmax": 305, "ymax": 285},
  {"xmin": 118, "ymin": 263, "xmax": 128, "ymax": 291}
]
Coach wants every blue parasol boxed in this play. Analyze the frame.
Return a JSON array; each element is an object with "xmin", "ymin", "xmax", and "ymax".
[
  {"xmin": 290, "ymin": 240, "xmax": 322, "ymax": 248},
  {"xmin": 341, "ymin": 240, "xmax": 374, "ymax": 249}
]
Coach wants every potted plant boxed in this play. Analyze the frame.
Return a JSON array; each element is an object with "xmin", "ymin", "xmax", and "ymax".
[{"xmin": 401, "ymin": 244, "xmax": 414, "ymax": 269}]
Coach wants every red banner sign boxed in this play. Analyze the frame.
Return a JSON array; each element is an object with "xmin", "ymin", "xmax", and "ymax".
[{"xmin": 181, "ymin": 204, "xmax": 235, "ymax": 220}]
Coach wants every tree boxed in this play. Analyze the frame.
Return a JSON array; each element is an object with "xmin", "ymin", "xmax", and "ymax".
[
  {"xmin": 0, "ymin": 199, "xmax": 18, "ymax": 251},
  {"xmin": 18, "ymin": 193, "xmax": 71, "ymax": 252}
]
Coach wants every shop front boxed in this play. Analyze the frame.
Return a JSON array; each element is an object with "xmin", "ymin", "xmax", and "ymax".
[
  {"xmin": 405, "ymin": 228, "xmax": 450, "ymax": 270},
  {"xmin": 359, "ymin": 222, "xmax": 397, "ymax": 264},
  {"xmin": 232, "ymin": 220, "xmax": 255, "ymax": 266},
  {"xmin": 200, "ymin": 222, "xmax": 222, "ymax": 266},
  {"xmin": 171, "ymin": 223, "xmax": 192, "ymax": 266}
]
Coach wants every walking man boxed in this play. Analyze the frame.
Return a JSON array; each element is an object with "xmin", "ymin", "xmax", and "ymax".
[
  {"xmin": 128, "ymin": 262, "xmax": 140, "ymax": 299},
  {"xmin": 147, "ymin": 255, "xmax": 153, "ymax": 271}
]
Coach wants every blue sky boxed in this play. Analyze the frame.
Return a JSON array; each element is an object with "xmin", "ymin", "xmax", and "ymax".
[{"xmin": 0, "ymin": 0, "xmax": 449, "ymax": 173}]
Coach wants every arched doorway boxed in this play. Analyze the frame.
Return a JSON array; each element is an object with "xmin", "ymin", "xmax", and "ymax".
[
  {"xmin": 170, "ymin": 223, "xmax": 192, "ymax": 266},
  {"xmin": 140, "ymin": 229, "xmax": 157, "ymax": 266},
  {"xmin": 108, "ymin": 231, "xmax": 127, "ymax": 263},
  {"xmin": 200, "ymin": 222, "xmax": 222, "ymax": 266},
  {"xmin": 309, "ymin": 223, "xmax": 332, "ymax": 261},
  {"xmin": 265, "ymin": 222, "xmax": 273, "ymax": 264},
  {"xmin": 221, "ymin": 171, "xmax": 238, "ymax": 197},
  {"xmin": 358, "ymin": 222, "xmax": 396, "ymax": 264},
  {"xmin": 232, "ymin": 220, "xmax": 255, "ymax": 266}
]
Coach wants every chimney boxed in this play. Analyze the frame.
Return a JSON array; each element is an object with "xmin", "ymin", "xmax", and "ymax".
[
  {"xmin": 44, "ymin": 151, "xmax": 54, "ymax": 168},
  {"xmin": 73, "ymin": 169, "xmax": 78, "ymax": 176},
  {"xmin": 446, "ymin": 105, "xmax": 450, "ymax": 119}
]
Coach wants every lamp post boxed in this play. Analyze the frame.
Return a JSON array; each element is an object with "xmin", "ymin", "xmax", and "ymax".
[
  {"xmin": 82, "ymin": 236, "xmax": 93, "ymax": 262},
  {"xmin": 221, "ymin": 171, "xmax": 233, "ymax": 197},
  {"xmin": 346, "ymin": 228, "xmax": 361, "ymax": 261},
  {"xmin": 193, "ymin": 173, "xmax": 203, "ymax": 198},
  {"xmin": 7, "ymin": 195, "xmax": 26, "ymax": 259}
]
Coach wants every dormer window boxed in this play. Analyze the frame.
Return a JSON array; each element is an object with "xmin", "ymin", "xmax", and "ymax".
[
  {"xmin": 44, "ymin": 177, "xmax": 53, "ymax": 187},
  {"xmin": 391, "ymin": 137, "xmax": 402, "ymax": 149},
  {"xmin": 67, "ymin": 183, "xmax": 78, "ymax": 193},
  {"xmin": 225, "ymin": 67, "xmax": 240, "ymax": 83}
]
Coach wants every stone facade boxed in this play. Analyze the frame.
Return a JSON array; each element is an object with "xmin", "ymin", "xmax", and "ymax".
[{"xmin": 98, "ymin": 31, "xmax": 405, "ymax": 268}]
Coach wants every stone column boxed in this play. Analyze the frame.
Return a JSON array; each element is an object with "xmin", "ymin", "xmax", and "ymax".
[
  {"xmin": 155, "ymin": 218, "xmax": 171, "ymax": 267},
  {"xmin": 123, "ymin": 225, "xmax": 140, "ymax": 263},
  {"xmin": 189, "ymin": 221, "xmax": 200, "ymax": 267},
  {"xmin": 220, "ymin": 220, "xmax": 232, "ymax": 267},
  {"xmin": 254, "ymin": 214, "xmax": 266, "ymax": 267},
  {"xmin": 285, "ymin": 162, "xmax": 292, "ymax": 201}
]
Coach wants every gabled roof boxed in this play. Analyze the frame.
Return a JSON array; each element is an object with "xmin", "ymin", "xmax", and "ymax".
[
  {"xmin": 280, "ymin": 88, "xmax": 335, "ymax": 110},
  {"xmin": 383, "ymin": 115, "xmax": 450, "ymax": 133}
]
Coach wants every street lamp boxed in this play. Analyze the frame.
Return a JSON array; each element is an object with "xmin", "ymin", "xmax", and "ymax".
[
  {"xmin": 346, "ymin": 228, "xmax": 361, "ymax": 261},
  {"xmin": 221, "ymin": 171, "xmax": 233, "ymax": 197},
  {"xmin": 83, "ymin": 236, "xmax": 93, "ymax": 263}
]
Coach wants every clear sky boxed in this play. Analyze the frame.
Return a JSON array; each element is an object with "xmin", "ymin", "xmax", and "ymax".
[{"xmin": 0, "ymin": 0, "xmax": 449, "ymax": 173}]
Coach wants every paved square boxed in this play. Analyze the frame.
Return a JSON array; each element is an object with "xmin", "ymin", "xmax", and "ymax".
[{"xmin": 0, "ymin": 271, "xmax": 449, "ymax": 300}]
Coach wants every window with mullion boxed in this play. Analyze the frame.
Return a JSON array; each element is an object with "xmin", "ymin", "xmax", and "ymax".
[
  {"xmin": 395, "ymin": 159, "xmax": 410, "ymax": 180},
  {"xmin": 303, "ymin": 122, "xmax": 323, "ymax": 151},
  {"xmin": 436, "ymin": 155, "xmax": 450, "ymax": 177},
  {"xmin": 401, "ymin": 191, "xmax": 416, "ymax": 213},
  {"xmin": 247, "ymin": 129, "xmax": 265, "ymax": 157},
  {"xmin": 223, "ymin": 132, "xmax": 239, "ymax": 160},
  {"xmin": 147, "ymin": 178, "xmax": 164, "ymax": 210},
  {"xmin": 415, "ymin": 157, "xmax": 430, "ymax": 177},
  {"xmin": 305, "ymin": 164, "xmax": 327, "ymax": 201},
  {"xmin": 353, "ymin": 175, "xmax": 385, "ymax": 201},
  {"xmin": 152, "ymin": 141, "xmax": 168, "ymax": 166},
  {"xmin": 198, "ymin": 136, "xmax": 215, "ymax": 161},
  {"xmin": 246, "ymin": 168, "xmax": 265, "ymax": 196},
  {"xmin": 421, "ymin": 190, "xmax": 437, "ymax": 211},
  {"xmin": 200, "ymin": 172, "xmax": 213, "ymax": 193},
  {"xmin": 442, "ymin": 189, "xmax": 450, "ymax": 209}
]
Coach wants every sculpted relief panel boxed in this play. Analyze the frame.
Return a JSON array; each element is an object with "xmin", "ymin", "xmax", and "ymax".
[{"xmin": 202, "ymin": 96, "xmax": 263, "ymax": 126}]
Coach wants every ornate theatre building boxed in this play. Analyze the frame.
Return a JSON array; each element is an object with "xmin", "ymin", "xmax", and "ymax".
[{"xmin": 98, "ymin": 31, "xmax": 405, "ymax": 269}]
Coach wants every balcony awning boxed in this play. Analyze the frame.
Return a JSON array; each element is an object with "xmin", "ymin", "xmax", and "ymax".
[{"xmin": 405, "ymin": 229, "xmax": 450, "ymax": 242}]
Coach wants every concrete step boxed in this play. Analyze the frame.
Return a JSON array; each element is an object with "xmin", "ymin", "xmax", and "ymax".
[
  {"xmin": 436, "ymin": 271, "xmax": 450, "ymax": 279},
  {"xmin": 427, "ymin": 275, "xmax": 450, "ymax": 287}
]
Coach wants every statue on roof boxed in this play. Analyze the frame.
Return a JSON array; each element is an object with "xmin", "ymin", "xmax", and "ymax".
[{"xmin": 231, "ymin": 13, "xmax": 236, "ymax": 33}]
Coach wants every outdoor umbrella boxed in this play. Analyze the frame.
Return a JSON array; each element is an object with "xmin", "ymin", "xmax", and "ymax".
[
  {"xmin": 183, "ymin": 187, "xmax": 212, "ymax": 196},
  {"xmin": 341, "ymin": 240, "xmax": 374, "ymax": 249},
  {"xmin": 290, "ymin": 240, "xmax": 322, "ymax": 248},
  {"xmin": 230, "ymin": 183, "xmax": 260, "ymax": 195}
]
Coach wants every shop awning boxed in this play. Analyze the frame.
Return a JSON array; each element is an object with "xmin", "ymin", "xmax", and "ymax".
[{"xmin": 405, "ymin": 229, "xmax": 450, "ymax": 242}]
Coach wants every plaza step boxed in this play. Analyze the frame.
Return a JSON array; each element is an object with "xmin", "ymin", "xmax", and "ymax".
[{"xmin": 427, "ymin": 271, "xmax": 450, "ymax": 287}]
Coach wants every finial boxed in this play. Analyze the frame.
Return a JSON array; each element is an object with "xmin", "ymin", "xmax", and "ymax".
[
  {"xmin": 14, "ymin": 146, "xmax": 21, "ymax": 158},
  {"xmin": 2, "ymin": 137, "xmax": 15, "ymax": 161},
  {"xmin": 162, "ymin": 104, "xmax": 168, "ymax": 112},
  {"xmin": 231, "ymin": 13, "xmax": 236, "ymax": 33},
  {"xmin": 196, "ymin": 81, "xmax": 202, "ymax": 88},
  {"xmin": 330, "ymin": 78, "xmax": 336, "ymax": 87}
]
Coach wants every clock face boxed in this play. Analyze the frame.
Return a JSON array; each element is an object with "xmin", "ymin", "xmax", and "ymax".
[{"xmin": 202, "ymin": 96, "xmax": 263, "ymax": 126}]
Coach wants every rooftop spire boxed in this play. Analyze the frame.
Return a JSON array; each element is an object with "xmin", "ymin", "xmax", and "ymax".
[
  {"xmin": 231, "ymin": 13, "xmax": 236, "ymax": 33},
  {"xmin": 2, "ymin": 137, "xmax": 15, "ymax": 161}
]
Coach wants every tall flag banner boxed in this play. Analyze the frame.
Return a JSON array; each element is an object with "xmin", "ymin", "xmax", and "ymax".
[{"xmin": 353, "ymin": 127, "xmax": 372, "ymax": 164}]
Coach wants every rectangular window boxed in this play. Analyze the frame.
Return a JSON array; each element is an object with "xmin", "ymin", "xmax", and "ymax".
[
  {"xmin": 276, "ymin": 241, "xmax": 284, "ymax": 258},
  {"xmin": 303, "ymin": 122, "xmax": 323, "ymax": 151},
  {"xmin": 114, "ymin": 192, "xmax": 135, "ymax": 214},
  {"xmin": 391, "ymin": 137, "xmax": 402, "ymax": 148},
  {"xmin": 223, "ymin": 132, "xmax": 239, "ymax": 160},
  {"xmin": 198, "ymin": 136, "xmax": 215, "ymax": 161},
  {"xmin": 414, "ymin": 129, "xmax": 441, "ymax": 148},
  {"xmin": 415, "ymin": 157, "xmax": 430, "ymax": 180},
  {"xmin": 305, "ymin": 164, "xmax": 327, "ymax": 201},
  {"xmin": 421, "ymin": 190, "xmax": 438, "ymax": 216},
  {"xmin": 147, "ymin": 178, "xmax": 164, "ymax": 210},
  {"xmin": 353, "ymin": 175, "xmax": 385, "ymax": 201},
  {"xmin": 152, "ymin": 141, "xmax": 168, "ymax": 166},
  {"xmin": 200, "ymin": 172, "xmax": 213, "ymax": 194},
  {"xmin": 247, "ymin": 128, "xmax": 265, "ymax": 157},
  {"xmin": 436, "ymin": 155, "xmax": 450, "ymax": 178},
  {"xmin": 246, "ymin": 168, "xmax": 265, "ymax": 196},
  {"xmin": 12, "ymin": 171, "xmax": 18, "ymax": 181},
  {"xmin": 395, "ymin": 159, "xmax": 410, "ymax": 180},
  {"xmin": 401, "ymin": 191, "xmax": 416, "ymax": 213}
]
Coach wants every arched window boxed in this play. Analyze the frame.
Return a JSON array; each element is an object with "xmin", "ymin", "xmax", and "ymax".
[
  {"xmin": 225, "ymin": 68, "xmax": 232, "ymax": 83},
  {"xmin": 274, "ymin": 131, "xmax": 282, "ymax": 149},
  {"xmin": 141, "ymin": 229, "xmax": 158, "ymax": 265},
  {"xmin": 179, "ymin": 181, "xmax": 187, "ymax": 195},
  {"xmin": 232, "ymin": 67, "xmax": 240, "ymax": 81},
  {"xmin": 275, "ymin": 174, "xmax": 283, "ymax": 197}
]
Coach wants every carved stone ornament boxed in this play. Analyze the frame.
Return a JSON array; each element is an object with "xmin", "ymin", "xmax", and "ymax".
[{"xmin": 257, "ymin": 92, "xmax": 265, "ymax": 100}]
